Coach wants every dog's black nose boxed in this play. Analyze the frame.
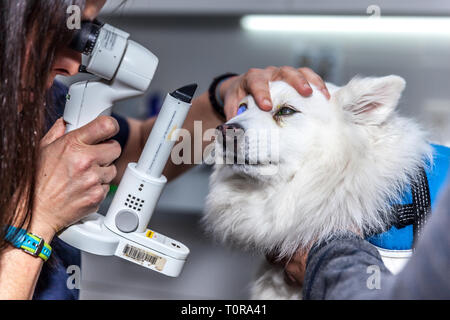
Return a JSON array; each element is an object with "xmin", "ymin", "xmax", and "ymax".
[
  {"xmin": 216, "ymin": 123, "xmax": 245, "ymax": 162},
  {"xmin": 216, "ymin": 123, "xmax": 244, "ymax": 137}
]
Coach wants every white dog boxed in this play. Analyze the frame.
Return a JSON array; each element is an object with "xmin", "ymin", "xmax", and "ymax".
[{"xmin": 203, "ymin": 76, "xmax": 432, "ymax": 299}]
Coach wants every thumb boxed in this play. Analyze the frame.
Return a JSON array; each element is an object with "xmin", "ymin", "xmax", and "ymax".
[
  {"xmin": 223, "ymin": 96, "xmax": 239, "ymax": 121},
  {"xmin": 223, "ymin": 87, "xmax": 247, "ymax": 121},
  {"xmin": 40, "ymin": 118, "xmax": 66, "ymax": 147}
]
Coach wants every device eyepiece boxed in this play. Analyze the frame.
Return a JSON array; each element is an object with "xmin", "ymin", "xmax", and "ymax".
[{"xmin": 69, "ymin": 21, "xmax": 102, "ymax": 55}]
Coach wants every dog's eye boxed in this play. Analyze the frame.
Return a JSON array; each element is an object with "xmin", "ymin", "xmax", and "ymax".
[
  {"xmin": 275, "ymin": 106, "xmax": 297, "ymax": 116},
  {"xmin": 237, "ymin": 103, "xmax": 248, "ymax": 115}
]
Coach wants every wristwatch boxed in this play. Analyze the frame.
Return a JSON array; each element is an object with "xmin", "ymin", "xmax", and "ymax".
[
  {"xmin": 208, "ymin": 73, "xmax": 238, "ymax": 119},
  {"xmin": 4, "ymin": 226, "xmax": 52, "ymax": 261}
]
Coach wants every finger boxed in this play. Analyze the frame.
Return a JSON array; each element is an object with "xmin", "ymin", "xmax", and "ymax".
[
  {"xmin": 88, "ymin": 139, "xmax": 122, "ymax": 166},
  {"xmin": 40, "ymin": 118, "xmax": 66, "ymax": 147},
  {"xmin": 275, "ymin": 66, "xmax": 313, "ymax": 97},
  {"xmin": 101, "ymin": 184, "xmax": 111, "ymax": 198},
  {"xmin": 223, "ymin": 87, "xmax": 246, "ymax": 120},
  {"xmin": 224, "ymin": 97, "xmax": 239, "ymax": 120},
  {"xmin": 96, "ymin": 165, "xmax": 118, "ymax": 185},
  {"xmin": 284, "ymin": 271, "xmax": 300, "ymax": 287},
  {"xmin": 97, "ymin": 184, "xmax": 111, "ymax": 204},
  {"xmin": 81, "ymin": 184, "xmax": 110, "ymax": 212},
  {"xmin": 299, "ymin": 67, "xmax": 331, "ymax": 99},
  {"xmin": 243, "ymin": 75, "xmax": 273, "ymax": 111},
  {"xmin": 97, "ymin": 184, "xmax": 111, "ymax": 202},
  {"xmin": 72, "ymin": 116, "xmax": 120, "ymax": 146},
  {"xmin": 284, "ymin": 262, "xmax": 305, "ymax": 287}
]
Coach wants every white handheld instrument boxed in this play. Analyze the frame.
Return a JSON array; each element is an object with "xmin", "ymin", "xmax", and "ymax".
[{"xmin": 58, "ymin": 20, "xmax": 196, "ymax": 277}]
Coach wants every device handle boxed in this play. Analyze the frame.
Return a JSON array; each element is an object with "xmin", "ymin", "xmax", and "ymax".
[{"xmin": 64, "ymin": 81, "xmax": 114, "ymax": 133}]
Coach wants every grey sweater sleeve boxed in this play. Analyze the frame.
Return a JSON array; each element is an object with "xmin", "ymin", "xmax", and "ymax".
[{"xmin": 303, "ymin": 183, "xmax": 450, "ymax": 300}]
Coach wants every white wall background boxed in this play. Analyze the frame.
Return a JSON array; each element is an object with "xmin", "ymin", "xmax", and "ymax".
[{"xmin": 77, "ymin": 5, "xmax": 450, "ymax": 299}]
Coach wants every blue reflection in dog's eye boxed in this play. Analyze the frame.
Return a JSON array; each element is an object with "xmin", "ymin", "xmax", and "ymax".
[{"xmin": 237, "ymin": 103, "xmax": 247, "ymax": 115}]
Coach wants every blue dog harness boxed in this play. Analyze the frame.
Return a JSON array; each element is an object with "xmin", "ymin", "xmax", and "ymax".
[{"xmin": 367, "ymin": 144, "xmax": 450, "ymax": 250}]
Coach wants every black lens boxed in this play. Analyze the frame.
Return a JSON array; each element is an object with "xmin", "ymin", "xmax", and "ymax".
[{"xmin": 69, "ymin": 21, "xmax": 101, "ymax": 55}]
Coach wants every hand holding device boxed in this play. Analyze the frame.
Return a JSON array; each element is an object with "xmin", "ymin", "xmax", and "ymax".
[{"xmin": 58, "ymin": 20, "xmax": 195, "ymax": 277}]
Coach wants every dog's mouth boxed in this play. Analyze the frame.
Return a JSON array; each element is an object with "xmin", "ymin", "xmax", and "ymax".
[
  {"xmin": 209, "ymin": 125, "xmax": 280, "ymax": 174},
  {"xmin": 213, "ymin": 134, "xmax": 278, "ymax": 168}
]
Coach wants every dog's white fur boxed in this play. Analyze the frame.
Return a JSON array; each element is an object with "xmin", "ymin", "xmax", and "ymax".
[{"xmin": 203, "ymin": 76, "xmax": 432, "ymax": 299}]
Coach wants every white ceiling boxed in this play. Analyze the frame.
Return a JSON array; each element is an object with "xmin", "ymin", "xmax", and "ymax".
[{"xmin": 102, "ymin": 0, "xmax": 450, "ymax": 16}]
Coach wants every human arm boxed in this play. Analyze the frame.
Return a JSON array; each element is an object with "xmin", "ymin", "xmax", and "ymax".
[
  {"xmin": 0, "ymin": 116, "xmax": 120, "ymax": 299},
  {"xmin": 285, "ymin": 182, "xmax": 450, "ymax": 300},
  {"xmin": 0, "ymin": 224, "xmax": 55, "ymax": 300},
  {"xmin": 302, "ymin": 234, "xmax": 390, "ymax": 300}
]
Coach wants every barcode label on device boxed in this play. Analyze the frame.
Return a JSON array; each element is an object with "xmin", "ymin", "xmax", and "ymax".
[{"xmin": 123, "ymin": 244, "xmax": 158, "ymax": 265}]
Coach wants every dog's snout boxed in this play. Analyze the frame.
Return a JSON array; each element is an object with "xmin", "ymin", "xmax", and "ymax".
[
  {"xmin": 216, "ymin": 123, "xmax": 246, "ymax": 163},
  {"xmin": 216, "ymin": 123, "xmax": 244, "ymax": 137}
]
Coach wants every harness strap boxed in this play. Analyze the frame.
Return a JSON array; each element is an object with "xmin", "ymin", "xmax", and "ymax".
[
  {"xmin": 411, "ymin": 167, "xmax": 432, "ymax": 244},
  {"xmin": 393, "ymin": 167, "xmax": 431, "ymax": 247},
  {"xmin": 391, "ymin": 204, "xmax": 415, "ymax": 229}
]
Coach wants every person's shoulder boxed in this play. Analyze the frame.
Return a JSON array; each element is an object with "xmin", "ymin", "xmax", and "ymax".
[
  {"xmin": 51, "ymin": 80, "xmax": 69, "ymax": 105},
  {"xmin": 46, "ymin": 80, "xmax": 69, "ymax": 129}
]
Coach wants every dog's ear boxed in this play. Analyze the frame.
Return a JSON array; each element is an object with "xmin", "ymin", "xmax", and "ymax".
[{"xmin": 336, "ymin": 75, "xmax": 406, "ymax": 125}]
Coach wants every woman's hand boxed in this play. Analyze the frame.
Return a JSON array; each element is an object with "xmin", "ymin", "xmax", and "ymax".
[
  {"xmin": 267, "ymin": 249, "xmax": 310, "ymax": 287},
  {"xmin": 29, "ymin": 116, "xmax": 122, "ymax": 238},
  {"xmin": 220, "ymin": 66, "xmax": 331, "ymax": 120},
  {"xmin": 269, "ymin": 229, "xmax": 363, "ymax": 287}
]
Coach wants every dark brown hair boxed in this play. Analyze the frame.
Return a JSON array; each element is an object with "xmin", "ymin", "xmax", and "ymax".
[{"xmin": 0, "ymin": 0, "xmax": 85, "ymax": 249}]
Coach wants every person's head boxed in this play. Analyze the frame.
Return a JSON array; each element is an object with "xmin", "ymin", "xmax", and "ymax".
[{"xmin": 0, "ymin": 0, "xmax": 106, "ymax": 249}]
